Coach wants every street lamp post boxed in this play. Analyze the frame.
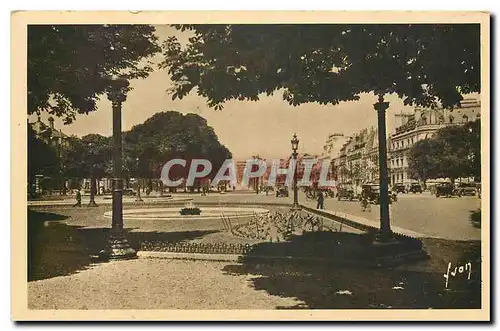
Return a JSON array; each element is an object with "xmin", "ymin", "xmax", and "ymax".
[
  {"xmin": 87, "ymin": 142, "xmax": 98, "ymax": 207},
  {"xmin": 135, "ymin": 157, "xmax": 143, "ymax": 202},
  {"xmin": 102, "ymin": 75, "xmax": 136, "ymax": 260},
  {"xmin": 291, "ymin": 133, "xmax": 300, "ymax": 210},
  {"xmin": 374, "ymin": 95, "xmax": 393, "ymax": 242}
]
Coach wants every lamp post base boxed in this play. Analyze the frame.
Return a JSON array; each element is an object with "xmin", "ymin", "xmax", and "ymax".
[
  {"xmin": 374, "ymin": 230, "xmax": 397, "ymax": 244},
  {"xmin": 102, "ymin": 228, "xmax": 137, "ymax": 260},
  {"xmin": 87, "ymin": 200, "xmax": 98, "ymax": 207},
  {"xmin": 291, "ymin": 204, "xmax": 301, "ymax": 211}
]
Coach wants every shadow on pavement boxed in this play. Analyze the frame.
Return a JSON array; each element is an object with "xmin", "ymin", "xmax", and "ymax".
[
  {"xmin": 222, "ymin": 232, "xmax": 481, "ymax": 309},
  {"xmin": 28, "ymin": 209, "xmax": 216, "ymax": 281}
]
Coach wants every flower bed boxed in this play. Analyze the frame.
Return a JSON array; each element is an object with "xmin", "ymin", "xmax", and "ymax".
[
  {"xmin": 231, "ymin": 209, "xmax": 336, "ymax": 242},
  {"xmin": 179, "ymin": 207, "xmax": 202, "ymax": 215}
]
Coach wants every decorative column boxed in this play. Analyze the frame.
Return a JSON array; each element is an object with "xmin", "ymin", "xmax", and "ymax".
[
  {"xmin": 88, "ymin": 166, "xmax": 98, "ymax": 207},
  {"xmin": 103, "ymin": 75, "xmax": 137, "ymax": 260},
  {"xmin": 135, "ymin": 157, "xmax": 143, "ymax": 202},
  {"xmin": 374, "ymin": 95, "xmax": 393, "ymax": 242},
  {"xmin": 291, "ymin": 133, "xmax": 300, "ymax": 210},
  {"xmin": 87, "ymin": 141, "xmax": 98, "ymax": 207}
]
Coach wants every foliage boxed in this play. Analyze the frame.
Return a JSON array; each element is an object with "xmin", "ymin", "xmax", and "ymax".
[
  {"xmin": 62, "ymin": 134, "xmax": 112, "ymax": 180},
  {"xmin": 123, "ymin": 111, "xmax": 232, "ymax": 180},
  {"xmin": 28, "ymin": 25, "xmax": 161, "ymax": 123},
  {"xmin": 161, "ymin": 24, "xmax": 480, "ymax": 110},
  {"xmin": 407, "ymin": 138, "xmax": 441, "ymax": 182},
  {"xmin": 408, "ymin": 119, "xmax": 480, "ymax": 182},
  {"xmin": 27, "ymin": 125, "xmax": 59, "ymax": 180},
  {"xmin": 464, "ymin": 119, "xmax": 481, "ymax": 180}
]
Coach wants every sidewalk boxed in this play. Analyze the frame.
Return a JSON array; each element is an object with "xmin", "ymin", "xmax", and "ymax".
[
  {"xmin": 27, "ymin": 196, "xmax": 193, "ymax": 207},
  {"xmin": 301, "ymin": 205, "xmax": 428, "ymax": 238}
]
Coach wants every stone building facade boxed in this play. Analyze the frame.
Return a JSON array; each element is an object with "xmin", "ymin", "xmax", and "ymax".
[{"xmin": 388, "ymin": 98, "xmax": 481, "ymax": 186}]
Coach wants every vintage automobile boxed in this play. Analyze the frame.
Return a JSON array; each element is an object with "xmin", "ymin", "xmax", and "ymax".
[
  {"xmin": 393, "ymin": 183, "xmax": 407, "ymax": 194},
  {"xmin": 455, "ymin": 182, "xmax": 477, "ymax": 196},
  {"xmin": 360, "ymin": 184, "xmax": 397, "ymax": 204},
  {"xmin": 435, "ymin": 182, "xmax": 461, "ymax": 197},
  {"xmin": 123, "ymin": 188, "xmax": 137, "ymax": 196},
  {"xmin": 275, "ymin": 187, "xmax": 289, "ymax": 197},
  {"xmin": 409, "ymin": 183, "xmax": 423, "ymax": 194},
  {"xmin": 337, "ymin": 186, "xmax": 356, "ymax": 201}
]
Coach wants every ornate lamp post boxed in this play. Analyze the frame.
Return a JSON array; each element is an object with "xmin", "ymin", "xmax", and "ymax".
[
  {"xmin": 374, "ymin": 95, "xmax": 393, "ymax": 242},
  {"xmin": 135, "ymin": 157, "xmax": 143, "ymax": 202},
  {"xmin": 87, "ymin": 142, "xmax": 98, "ymax": 207},
  {"xmin": 291, "ymin": 133, "xmax": 300, "ymax": 210},
  {"xmin": 102, "ymin": 75, "xmax": 136, "ymax": 260}
]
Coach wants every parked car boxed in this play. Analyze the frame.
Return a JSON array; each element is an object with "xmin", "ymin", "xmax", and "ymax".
[
  {"xmin": 393, "ymin": 183, "xmax": 406, "ymax": 194},
  {"xmin": 409, "ymin": 183, "xmax": 423, "ymax": 194},
  {"xmin": 360, "ymin": 184, "xmax": 397, "ymax": 204},
  {"xmin": 123, "ymin": 188, "xmax": 137, "ymax": 196},
  {"xmin": 435, "ymin": 182, "xmax": 461, "ymax": 197},
  {"xmin": 275, "ymin": 187, "xmax": 289, "ymax": 197},
  {"xmin": 456, "ymin": 182, "xmax": 477, "ymax": 196},
  {"xmin": 337, "ymin": 186, "xmax": 356, "ymax": 201}
]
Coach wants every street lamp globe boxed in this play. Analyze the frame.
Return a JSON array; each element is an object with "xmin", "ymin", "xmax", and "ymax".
[{"xmin": 291, "ymin": 133, "xmax": 299, "ymax": 152}]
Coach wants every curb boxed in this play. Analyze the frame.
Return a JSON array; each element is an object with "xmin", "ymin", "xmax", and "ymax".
[
  {"xmin": 300, "ymin": 204, "xmax": 426, "ymax": 239},
  {"xmin": 137, "ymin": 251, "xmax": 241, "ymax": 262},
  {"xmin": 137, "ymin": 250, "xmax": 428, "ymax": 267}
]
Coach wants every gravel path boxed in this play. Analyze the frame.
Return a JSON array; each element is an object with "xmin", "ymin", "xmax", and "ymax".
[{"xmin": 28, "ymin": 258, "xmax": 304, "ymax": 310}]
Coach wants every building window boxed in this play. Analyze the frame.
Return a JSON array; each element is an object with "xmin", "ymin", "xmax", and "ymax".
[
  {"xmin": 449, "ymin": 115, "xmax": 454, "ymax": 124},
  {"xmin": 463, "ymin": 115, "xmax": 468, "ymax": 122},
  {"xmin": 421, "ymin": 116, "xmax": 427, "ymax": 125}
]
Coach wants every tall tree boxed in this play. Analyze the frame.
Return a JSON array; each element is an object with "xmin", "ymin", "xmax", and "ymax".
[
  {"xmin": 161, "ymin": 24, "xmax": 479, "ymax": 110},
  {"xmin": 407, "ymin": 138, "xmax": 441, "ymax": 185},
  {"xmin": 123, "ymin": 111, "xmax": 232, "ymax": 190},
  {"xmin": 408, "ymin": 120, "xmax": 481, "ymax": 184},
  {"xmin": 62, "ymin": 134, "xmax": 112, "ymax": 191},
  {"xmin": 27, "ymin": 125, "xmax": 58, "ymax": 196},
  {"xmin": 464, "ymin": 119, "xmax": 481, "ymax": 181},
  {"xmin": 28, "ymin": 25, "xmax": 161, "ymax": 123},
  {"xmin": 432, "ymin": 124, "xmax": 476, "ymax": 183}
]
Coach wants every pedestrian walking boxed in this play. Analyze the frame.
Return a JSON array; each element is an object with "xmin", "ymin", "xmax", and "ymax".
[
  {"xmin": 316, "ymin": 190, "xmax": 324, "ymax": 209},
  {"xmin": 72, "ymin": 189, "xmax": 82, "ymax": 207}
]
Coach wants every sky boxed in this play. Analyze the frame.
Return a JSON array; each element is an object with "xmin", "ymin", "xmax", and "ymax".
[{"xmin": 30, "ymin": 25, "xmax": 450, "ymax": 161}]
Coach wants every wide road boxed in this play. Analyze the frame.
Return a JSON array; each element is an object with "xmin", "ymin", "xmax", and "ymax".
[
  {"xmin": 299, "ymin": 191, "xmax": 481, "ymax": 240},
  {"xmin": 185, "ymin": 190, "xmax": 481, "ymax": 241},
  {"xmin": 30, "ymin": 189, "xmax": 482, "ymax": 241}
]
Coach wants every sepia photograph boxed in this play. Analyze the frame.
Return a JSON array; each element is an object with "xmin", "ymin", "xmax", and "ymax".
[{"xmin": 11, "ymin": 11, "xmax": 490, "ymax": 321}]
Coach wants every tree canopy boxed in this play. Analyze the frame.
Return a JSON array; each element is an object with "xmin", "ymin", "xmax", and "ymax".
[
  {"xmin": 62, "ymin": 134, "xmax": 113, "ymax": 180},
  {"xmin": 28, "ymin": 25, "xmax": 161, "ymax": 123},
  {"xmin": 161, "ymin": 24, "xmax": 479, "ymax": 110},
  {"xmin": 408, "ymin": 119, "xmax": 480, "ymax": 182},
  {"xmin": 28, "ymin": 125, "xmax": 58, "ymax": 180},
  {"xmin": 124, "ymin": 111, "xmax": 232, "ymax": 181},
  {"xmin": 407, "ymin": 138, "xmax": 441, "ymax": 183}
]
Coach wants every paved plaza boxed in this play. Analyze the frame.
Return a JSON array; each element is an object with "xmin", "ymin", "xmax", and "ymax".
[{"xmin": 27, "ymin": 191, "xmax": 481, "ymax": 310}]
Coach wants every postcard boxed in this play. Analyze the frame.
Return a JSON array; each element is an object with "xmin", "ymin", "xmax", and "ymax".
[{"xmin": 12, "ymin": 10, "xmax": 490, "ymax": 321}]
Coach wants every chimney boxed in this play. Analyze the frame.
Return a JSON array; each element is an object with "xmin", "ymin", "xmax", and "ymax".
[{"xmin": 48, "ymin": 116, "xmax": 54, "ymax": 130}]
